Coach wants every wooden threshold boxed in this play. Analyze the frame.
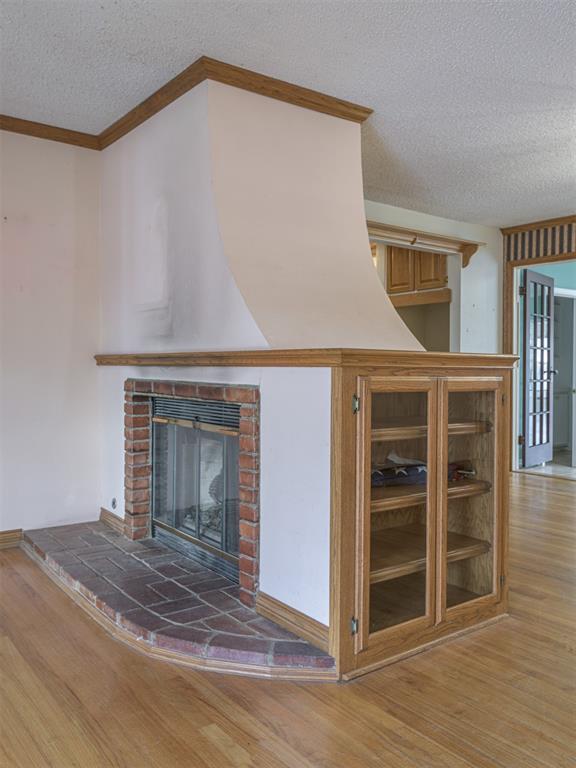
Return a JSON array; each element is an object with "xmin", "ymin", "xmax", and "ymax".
[
  {"xmin": 371, "ymin": 418, "xmax": 491, "ymax": 442},
  {"xmin": 371, "ymin": 479, "xmax": 491, "ymax": 513},
  {"xmin": 255, "ymin": 592, "xmax": 329, "ymax": 652},
  {"xmin": 94, "ymin": 349, "xmax": 518, "ymax": 370},
  {"xmin": 370, "ymin": 523, "xmax": 490, "ymax": 584}
]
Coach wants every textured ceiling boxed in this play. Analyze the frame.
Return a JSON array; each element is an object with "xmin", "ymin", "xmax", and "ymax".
[{"xmin": 1, "ymin": 0, "xmax": 574, "ymax": 227}]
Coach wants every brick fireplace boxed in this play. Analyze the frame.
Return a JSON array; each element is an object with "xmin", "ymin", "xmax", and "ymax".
[{"xmin": 123, "ymin": 378, "xmax": 260, "ymax": 606}]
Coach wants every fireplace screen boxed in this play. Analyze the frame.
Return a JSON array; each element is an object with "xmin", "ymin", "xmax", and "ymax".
[{"xmin": 152, "ymin": 397, "xmax": 240, "ymax": 575}]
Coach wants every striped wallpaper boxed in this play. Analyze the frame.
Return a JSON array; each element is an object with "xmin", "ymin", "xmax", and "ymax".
[{"xmin": 504, "ymin": 219, "xmax": 576, "ymax": 262}]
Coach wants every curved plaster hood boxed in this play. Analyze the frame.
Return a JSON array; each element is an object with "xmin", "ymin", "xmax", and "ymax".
[{"xmin": 99, "ymin": 77, "xmax": 422, "ymax": 353}]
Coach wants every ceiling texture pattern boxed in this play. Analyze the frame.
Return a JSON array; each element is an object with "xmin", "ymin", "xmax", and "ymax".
[{"xmin": 0, "ymin": 0, "xmax": 574, "ymax": 227}]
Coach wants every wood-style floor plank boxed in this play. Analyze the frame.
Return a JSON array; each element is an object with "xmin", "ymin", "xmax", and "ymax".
[{"xmin": 0, "ymin": 473, "xmax": 574, "ymax": 767}]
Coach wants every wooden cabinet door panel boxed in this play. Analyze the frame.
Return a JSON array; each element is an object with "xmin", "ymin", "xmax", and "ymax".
[
  {"xmin": 386, "ymin": 247, "xmax": 414, "ymax": 293},
  {"xmin": 415, "ymin": 253, "xmax": 447, "ymax": 291}
]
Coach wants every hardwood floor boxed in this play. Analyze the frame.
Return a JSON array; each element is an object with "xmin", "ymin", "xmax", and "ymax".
[{"xmin": 1, "ymin": 473, "xmax": 574, "ymax": 767}]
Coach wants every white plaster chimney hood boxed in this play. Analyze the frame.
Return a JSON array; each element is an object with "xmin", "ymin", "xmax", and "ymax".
[{"xmin": 99, "ymin": 73, "xmax": 422, "ymax": 353}]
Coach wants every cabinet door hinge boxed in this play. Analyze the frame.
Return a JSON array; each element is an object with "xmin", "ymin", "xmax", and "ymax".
[
  {"xmin": 352, "ymin": 394, "xmax": 361, "ymax": 414},
  {"xmin": 501, "ymin": 393, "xmax": 506, "ymax": 405},
  {"xmin": 500, "ymin": 574, "xmax": 506, "ymax": 587},
  {"xmin": 350, "ymin": 617, "xmax": 359, "ymax": 635},
  {"xmin": 519, "ymin": 286, "xmax": 526, "ymax": 296},
  {"xmin": 518, "ymin": 435, "xmax": 525, "ymax": 446}
]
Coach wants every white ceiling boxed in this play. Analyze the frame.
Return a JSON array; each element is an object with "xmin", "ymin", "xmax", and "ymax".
[{"xmin": 1, "ymin": 0, "xmax": 574, "ymax": 227}]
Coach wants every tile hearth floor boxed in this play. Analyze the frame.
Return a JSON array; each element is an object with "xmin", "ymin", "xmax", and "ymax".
[{"xmin": 23, "ymin": 522, "xmax": 334, "ymax": 672}]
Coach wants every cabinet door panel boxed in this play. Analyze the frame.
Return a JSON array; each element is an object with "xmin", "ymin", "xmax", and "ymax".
[
  {"xmin": 386, "ymin": 247, "xmax": 414, "ymax": 293},
  {"xmin": 415, "ymin": 252, "xmax": 447, "ymax": 290},
  {"xmin": 355, "ymin": 377, "xmax": 438, "ymax": 654},
  {"xmin": 437, "ymin": 378, "xmax": 504, "ymax": 623}
]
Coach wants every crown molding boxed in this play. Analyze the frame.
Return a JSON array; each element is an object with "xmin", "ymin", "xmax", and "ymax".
[
  {"xmin": 367, "ymin": 220, "xmax": 484, "ymax": 268},
  {"xmin": 0, "ymin": 115, "xmax": 100, "ymax": 150},
  {"xmin": 1, "ymin": 56, "xmax": 373, "ymax": 151},
  {"xmin": 500, "ymin": 214, "xmax": 576, "ymax": 235}
]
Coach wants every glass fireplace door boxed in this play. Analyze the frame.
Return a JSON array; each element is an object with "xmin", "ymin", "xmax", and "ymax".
[{"xmin": 152, "ymin": 416, "xmax": 239, "ymax": 574}]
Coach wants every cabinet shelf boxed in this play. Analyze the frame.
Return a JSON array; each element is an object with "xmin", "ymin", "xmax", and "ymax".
[
  {"xmin": 371, "ymin": 418, "xmax": 491, "ymax": 442},
  {"xmin": 371, "ymin": 479, "xmax": 491, "ymax": 513},
  {"xmin": 370, "ymin": 523, "xmax": 490, "ymax": 584}
]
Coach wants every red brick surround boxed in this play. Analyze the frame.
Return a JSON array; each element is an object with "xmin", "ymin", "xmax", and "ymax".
[{"xmin": 123, "ymin": 379, "xmax": 260, "ymax": 606}]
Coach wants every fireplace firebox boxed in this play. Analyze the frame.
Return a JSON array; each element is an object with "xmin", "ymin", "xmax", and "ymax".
[
  {"xmin": 123, "ymin": 378, "xmax": 260, "ymax": 606},
  {"xmin": 152, "ymin": 397, "xmax": 241, "ymax": 580}
]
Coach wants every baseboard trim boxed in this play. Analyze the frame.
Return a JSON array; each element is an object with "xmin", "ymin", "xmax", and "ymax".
[
  {"xmin": 0, "ymin": 529, "xmax": 23, "ymax": 550},
  {"xmin": 256, "ymin": 592, "xmax": 329, "ymax": 652},
  {"xmin": 341, "ymin": 613, "xmax": 509, "ymax": 680},
  {"xmin": 99, "ymin": 507, "xmax": 125, "ymax": 535}
]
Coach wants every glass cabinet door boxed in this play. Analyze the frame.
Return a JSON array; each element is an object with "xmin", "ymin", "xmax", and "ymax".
[
  {"xmin": 357, "ymin": 378, "xmax": 437, "ymax": 647},
  {"xmin": 441, "ymin": 381, "xmax": 500, "ymax": 613}
]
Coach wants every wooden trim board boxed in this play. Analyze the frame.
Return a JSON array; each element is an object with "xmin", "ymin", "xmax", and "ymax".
[
  {"xmin": 0, "ymin": 115, "xmax": 101, "ymax": 150},
  {"xmin": 0, "ymin": 529, "xmax": 23, "ymax": 550},
  {"xmin": 503, "ymin": 251, "xmax": 576, "ymax": 354},
  {"xmin": 95, "ymin": 349, "xmax": 518, "ymax": 370},
  {"xmin": 255, "ymin": 592, "xmax": 329, "ymax": 652},
  {"xmin": 1, "ymin": 56, "xmax": 372, "ymax": 151},
  {"xmin": 367, "ymin": 221, "xmax": 483, "ymax": 268},
  {"xmin": 501, "ymin": 214, "xmax": 576, "ymax": 235},
  {"xmin": 99, "ymin": 507, "xmax": 125, "ymax": 535},
  {"xmin": 390, "ymin": 288, "xmax": 451, "ymax": 308}
]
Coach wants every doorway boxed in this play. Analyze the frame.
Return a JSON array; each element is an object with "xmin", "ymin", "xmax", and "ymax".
[{"xmin": 515, "ymin": 260, "xmax": 576, "ymax": 480}]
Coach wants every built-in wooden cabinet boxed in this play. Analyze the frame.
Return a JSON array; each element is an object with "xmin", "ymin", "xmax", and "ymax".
[
  {"xmin": 415, "ymin": 251, "xmax": 447, "ymax": 290},
  {"xmin": 386, "ymin": 246, "xmax": 416, "ymax": 294},
  {"xmin": 331, "ymin": 354, "xmax": 514, "ymax": 679},
  {"xmin": 385, "ymin": 246, "xmax": 447, "ymax": 295}
]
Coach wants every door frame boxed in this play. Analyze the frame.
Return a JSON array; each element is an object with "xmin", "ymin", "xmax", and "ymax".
[{"xmin": 502, "ymin": 248, "xmax": 575, "ymax": 471}]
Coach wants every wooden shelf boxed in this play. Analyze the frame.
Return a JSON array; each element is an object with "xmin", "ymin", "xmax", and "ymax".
[
  {"xmin": 371, "ymin": 479, "xmax": 491, "ymax": 513},
  {"xmin": 369, "ymin": 573, "xmax": 483, "ymax": 632},
  {"xmin": 370, "ymin": 523, "xmax": 490, "ymax": 584},
  {"xmin": 371, "ymin": 418, "xmax": 491, "ymax": 442}
]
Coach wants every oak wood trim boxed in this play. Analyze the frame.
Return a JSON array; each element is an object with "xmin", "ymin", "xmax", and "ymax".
[
  {"xmin": 367, "ymin": 221, "xmax": 483, "ymax": 267},
  {"xmin": 500, "ymin": 214, "xmax": 576, "ymax": 235},
  {"xmin": 342, "ymin": 613, "xmax": 508, "ymax": 680},
  {"xmin": 99, "ymin": 507, "xmax": 125, "ymax": 535},
  {"xmin": 390, "ymin": 288, "xmax": 452, "ymax": 308},
  {"xmin": 22, "ymin": 542, "xmax": 337, "ymax": 681},
  {"xmin": 0, "ymin": 115, "xmax": 100, "ymax": 150},
  {"xmin": 2, "ymin": 57, "xmax": 372, "ymax": 151},
  {"xmin": 100, "ymin": 57, "xmax": 372, "ymax": 148},
  {"xmin": 95, "ymin": 349, "xmax": 518, "ymax": 370},
  {"xmin": 0, "ymin": 529, "xmax": 23, "ymax": 550},
  {"xmin": 329, "ymin": 367, "xmax": 358, "ymax": 674},
  {"xmin": 255, "ymin": 592, "xmax": 329, "ymax": 652},
  {"xmin": 503, "ymin": 251, "xmax": 576, "ymax": 355}
]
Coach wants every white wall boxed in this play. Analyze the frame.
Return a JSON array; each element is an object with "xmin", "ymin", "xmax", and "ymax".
[
  {"xmin": 99, "ymin": 364, "xmax": 332, "ymax": 625},
  {"xmin": 99, "ymin": 82, "xmax": 267, "ymax": 354},
  {"xmin": 0, "ymin": 132, "xmax": 101, "ymax": 530},
  {"xmin": 209, "ymin": 82, "xmax": 421, "ymax": 351},
  {"xmin": 365, "ymin": 200, "xmax": 503, "ymax": 353}
]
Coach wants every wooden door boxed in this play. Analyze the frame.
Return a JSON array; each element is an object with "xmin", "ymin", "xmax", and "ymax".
[
  {"xmin": 522, "ymin": 269, "xmax": 555, "ymax": 466},
  {"xmin": 437, "ymin": 378, "xmax": 506, "ymax": 625},
  {"xmin": 354, "ymin": 376, "xmax": 438, "ymax": 662},
  {"xmin": 386, "ymin": 247, "xmax": 414, "ymax": 293},
  {"xmin": 415, "ymin": 252, "xmax": 447, "ymax": 290}
]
